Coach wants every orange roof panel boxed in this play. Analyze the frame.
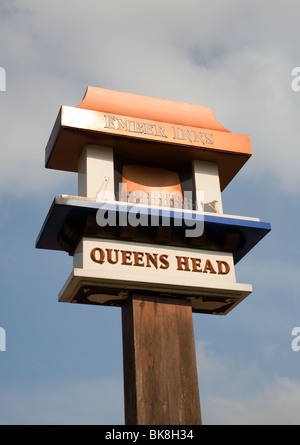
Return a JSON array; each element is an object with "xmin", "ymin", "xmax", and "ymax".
[
  {"xmin": 45, "ymin": 87, "xmax": 252, "ymax": 190},
  {"xmin": 77, "ymin": 86, "xmax": 230, "ymax": 132}
]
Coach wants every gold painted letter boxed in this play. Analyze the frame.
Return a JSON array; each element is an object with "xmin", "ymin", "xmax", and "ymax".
[
  {"xmin": 216, "ymin": 260, "xmax": 230, "ymax": 275},
  {"xmin": 90, "ymin": 247, "xmax": 105, "ymax": 264}
]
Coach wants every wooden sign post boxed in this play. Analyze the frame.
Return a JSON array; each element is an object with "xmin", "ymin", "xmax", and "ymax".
[
  {"xmin": 122, "ymin": 295, "xmax": 201, "ymax": 425},
  {"xmin": 36, "ymin": 87, "xmax": 271, "ymax": 425}
]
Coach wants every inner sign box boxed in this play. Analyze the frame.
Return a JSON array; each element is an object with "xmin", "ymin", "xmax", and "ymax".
[
  {"xmin": 58, "ymin": 237, "xmax": 252, "ymax": 315},
  {"xmin": 36, "ymin": 87, "xmax": 271, "ymax": 315}
]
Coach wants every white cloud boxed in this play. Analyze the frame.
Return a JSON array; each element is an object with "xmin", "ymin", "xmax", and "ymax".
[
  {"xmin": 0, "ymin": 0, "xmax": 300, "ymax": 198},
  {"xmin": 0, "ymin": 0, "xmax": 298, "ymax": 428},
  {"xmin": 1, "ymin": 340, "xmax": 299, "ymax": 425},
  {"xmin": 236, "ymin": 255, "xmax": 300, "ymax": 295},
  {"xmin": 204, "ymin": 376, "xmax": 300, "ymax": 425},
  {"xmin": 196, "ymin": 340, "xmax": 300, "ymax": 425}
]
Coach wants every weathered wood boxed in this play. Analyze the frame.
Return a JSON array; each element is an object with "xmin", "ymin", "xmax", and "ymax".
[{"xmin": 122, "ymin": 294, "xmax": 201, "ymax": 425}]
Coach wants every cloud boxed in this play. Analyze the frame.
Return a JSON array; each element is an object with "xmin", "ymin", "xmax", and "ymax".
[
  {"xmin": 1, "ymin": 340, "xmax": 299, "ymax": 425},
  {"xmin": 196, "ymin": 340, "xmax": 300, "ymax": 425},
  {"xmin": 196, "ymin": 340, "xmax": 262, "ymax": 399},
  {"xmin": 236, "ymin": 255, "xmax": 300, "ymax": 295},
  {"xmin": 204, "ymin": 376, "xmax": 300, "ymax": 425},
  {"xmin": 0, "ymin": 0, "xmax": 300, "ymax": 199},
  {"xmin": 0, "ymin": 0, "xmax": 298, "ymax": 428}
]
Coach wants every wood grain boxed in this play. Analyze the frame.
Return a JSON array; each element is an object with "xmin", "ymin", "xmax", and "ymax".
[{"xmin": 122, "ymin": 294, "xmax": 201, "ymax": 425}]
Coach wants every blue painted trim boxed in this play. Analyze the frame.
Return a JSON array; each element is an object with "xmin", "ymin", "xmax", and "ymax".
[{"xmin": 36, "ymin": 197, "xmax": 271, "ymax": 264}]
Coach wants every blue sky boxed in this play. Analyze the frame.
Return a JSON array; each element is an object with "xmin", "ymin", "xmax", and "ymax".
[{"xmin": 0, "ymin": 0, "xmax": 300, "ymax": 425}]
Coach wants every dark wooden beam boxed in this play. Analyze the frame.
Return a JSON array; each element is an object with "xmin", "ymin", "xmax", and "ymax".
[{"xmin": 122, "ymin": 294, "xmax": 202, "ymax": 425}]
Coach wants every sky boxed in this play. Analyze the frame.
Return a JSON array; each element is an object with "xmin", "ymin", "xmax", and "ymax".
[{"xmin": 0, "ymin": 0, "xmax": 300, "ymax": 425}]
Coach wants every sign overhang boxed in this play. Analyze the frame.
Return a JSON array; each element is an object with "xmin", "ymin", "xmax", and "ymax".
[{"xmin": 45, "ymin": 87, "xmax": 252, "ymax": 191}]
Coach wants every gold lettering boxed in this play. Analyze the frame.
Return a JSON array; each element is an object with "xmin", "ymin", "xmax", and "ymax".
[
  {"xmin": 205, "ymin": 132, "xmax": 214, "ymax": 144},
  {"xmin": 133, "ymin": 121, "xmax": 144, "ymax": 133},
  {"xmin": 121, "ymin": 250, "xmax": 132, "ymax": 265},
  {"xmin": 90, "ymin": 247, "xmax": 105, "ymax": 264},
  {"xmin": 90, "ymin": 245, "xmax": 230, "ymax": 280},
  {"xmin": 191, "ymin": 257, "xmax": 202, "ymax": 272},
  {"xmin": 144, "ymin": 123, "xmax": 155, "ymax": 135},
  {"xmin": 155, "ymin": 124, "xmax": 167, "ymax": 138},
  {"xmin": 133, "ymin": 251, "xmax": 144, "ymax": 266},
  {"xmin": 176, "ymin": 255, "xmax": 190, "ymax": 271},
  {"xmin": 104, "ymin": 115, "xmax": 216, "ymax": 147},
  {"xmin": 173, "ymin": 126, "xmax": 181, "ymax": 140},
  {"xmin": 145, "ymin": 252, "xmax": 158, "ymax": 269},
  {"xmin": 104, "ymin": 115, "xmax": 116, "ymax": 129},
  {"xmin": 106, "ymin": 248, "xmax": 119, "ymax": 264},
  {"xmin": 216, "ymin": 260, "xmax": 230, "ymax": 274},
  {"xmin": 194, "ymin": 131, "xmax": 206, "ymax": 144},
  {"xmin": 181, "ymin": 129, "xmax": 193, "ymax": 142},
  {"xmin": 159, "ymin": 254, "xmax": 169, "ymax": 269},
  {"xmin": 116, "ymin": 118, "xmax": 132, "ymax": 132},
  {"xmin": 203, "ymin": 259, "xmax": 217, "ymax": 274}
]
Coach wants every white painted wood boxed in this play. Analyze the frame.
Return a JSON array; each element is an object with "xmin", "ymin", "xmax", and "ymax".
[
  {"xmin": 78, "ymin": 144, "xmax": 114, "ymax": 200},
  {"xmin": 193, "ymin": 160, "xmax": 223, "ymax": 213},
  {"xmin": 74, "ymin": 237, "xmax": 236, "ymax": 285}
]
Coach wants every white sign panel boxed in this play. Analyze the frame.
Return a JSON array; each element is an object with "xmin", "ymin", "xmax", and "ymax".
[
  {"xmin": 59, "ymin": 237, "xmax": 252, "ymax": 315},
  {"xmin": 74, "ymin": 238, "xmax": 236, "ymax": 285}
]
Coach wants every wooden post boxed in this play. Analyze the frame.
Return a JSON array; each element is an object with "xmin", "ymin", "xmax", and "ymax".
[{"xmin": 122, "ymin": 294, "xmax": 202, "ymax": 425}]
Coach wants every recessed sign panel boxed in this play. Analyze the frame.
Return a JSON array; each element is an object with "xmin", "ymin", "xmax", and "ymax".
[
  {"xmin": 58, "ymin": 237, "xmax": 252, "ymax": 315},
  {"xmin": 74, "ymin": 238, "xmax": 236, "ymax": 285}
]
